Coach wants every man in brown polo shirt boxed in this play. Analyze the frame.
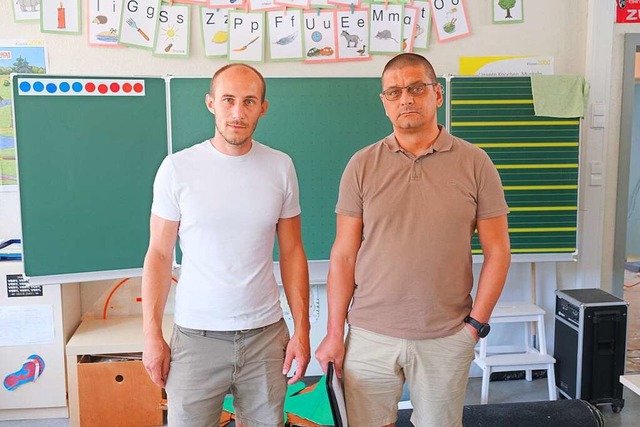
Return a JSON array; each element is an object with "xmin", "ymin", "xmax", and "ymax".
[{"xmin": 315, "ymin": 53, "xmax": 511, "ymax": 427}]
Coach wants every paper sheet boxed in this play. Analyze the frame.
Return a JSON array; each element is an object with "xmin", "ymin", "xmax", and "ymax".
[{"xmin": 0, "ymin": 304, "xmax": 55, "ymax": 346}]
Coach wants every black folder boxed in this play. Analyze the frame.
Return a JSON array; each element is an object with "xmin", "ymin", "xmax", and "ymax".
[{"xmin": 326, "ymin": 362, "xmax": 348, "ymax": 427}]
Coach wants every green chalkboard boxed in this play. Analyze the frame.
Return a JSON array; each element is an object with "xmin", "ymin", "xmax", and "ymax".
[
  {"xmin": 170, "ymin": 77, "xmax": 445, "ymax": 261},
  {"xmin": 13, "ymin": 73, "xmax": 573, "ymax": 283},
  {"xmin": 13, "ymin": 76, "xmax": 168, "ymax": 279},
  {"xmin": 449, "ymin": 77, "xmax": 580, "ymax": 255}
]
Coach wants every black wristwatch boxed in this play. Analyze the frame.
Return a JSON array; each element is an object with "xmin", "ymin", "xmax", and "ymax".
[{"xmin": 464, "ymin": 315, "xmax": 491, "ymax": 338}]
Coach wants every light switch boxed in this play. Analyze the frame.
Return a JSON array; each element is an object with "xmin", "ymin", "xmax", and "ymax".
[
  {"xmin": 590, "ymin": 161, "xmax": 603, "ymax": 174},
  {"xmin": 592, "ymin": 101, "xmax": 605, "ymax": 116},
  {"xmin": 592, "ymin": 116, "xmax": 605, "ymax": 128}
]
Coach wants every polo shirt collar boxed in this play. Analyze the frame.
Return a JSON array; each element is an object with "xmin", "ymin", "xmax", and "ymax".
[{"xmin": 383, "ymin": 125, "xmax": 454, "ymax": 155}]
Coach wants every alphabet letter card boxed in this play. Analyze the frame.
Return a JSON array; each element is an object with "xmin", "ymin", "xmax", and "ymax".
[
  {"xmin": 267, "ymin": 9, "xmax": 304, "ymax": 61},
  {"xmin": 402, "ymin": 6, "xmax": 418, "ymax": 53},
  {"xmin": 303, "ymin": 9, "xmax": 337, "ymax": 63},
  {"xmin": 336, "ymin": 8, "xmax": 370, "ymax": 61},
  {"xmin": 412, "ymin": 1, "xmax": 431, "ymax": 50},
  {"xmin": 88, "ymin": 0, "xmax": 123, "ymax": 47},
  {"xmin": 228, "ymin": 11, "xmax": 265, "ymax": 62},
  {"xmin": 431, "ymin": 0, "xmax": 471, "ymax": 42},
  {"xmin": 200, "ymin": 7, "xmax": 229, "ymax": 57},
  {"xmin": 41, "ymin": 0, "xmax": 81, "ymax": 34},
  {"xmin": 369, "ymin": 3, "xmax": 403, "ymax": 54},
  {"xmin": 153, "ymin": 4, "xmax": 190, "ymax": 57},
  {"xmin": 119, "ymin": 0, "xmax": 162, "ymax": 49}
]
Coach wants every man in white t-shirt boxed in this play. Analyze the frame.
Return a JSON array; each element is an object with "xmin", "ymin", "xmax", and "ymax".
[{"xmin": 141, "ymin": 64, "xmax": 311, "ymax": 427}]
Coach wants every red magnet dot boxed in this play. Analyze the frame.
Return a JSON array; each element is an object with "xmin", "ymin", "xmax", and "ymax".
[
  {"xmin": 110, "ymin": 82, "xmax": 120, "ymax": 93},
  {"xmin": 85, "ymin": 82, "xmax": 96, "ymax": 92},
  {"xmin": 133, "ymin": 83, "xmax": 143, "ymax": 93},
  {"xmin": 98, "ymin": 84, "xmax": 108, "ymax": 94},
  {"xmin": 122, "ymin": 83, "xmax": 132, "ymax": 93}
]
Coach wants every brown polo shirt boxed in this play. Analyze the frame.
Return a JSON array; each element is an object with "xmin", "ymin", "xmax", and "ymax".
[{"xmin": 336, "ymin": 127, "xmax": 509, "ymax": 339}]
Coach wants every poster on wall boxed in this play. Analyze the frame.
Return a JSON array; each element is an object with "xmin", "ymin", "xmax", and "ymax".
[
  {"xmin": 617, "ymin": 0, "xmax": 640, "ymax": 23},
  {"xmin": 0, "ymin": 40, "xmax": 48, "ymax": 192}
]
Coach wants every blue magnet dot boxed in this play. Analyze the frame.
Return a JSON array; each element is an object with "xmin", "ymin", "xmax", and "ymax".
[
  {"xmin": 311, "ymin": 31, "xmax": 322, "ymax": 42},
  {"xmin": 59, "ymin": 82, "xmax": 70, "ymax": 93},
  {"xmin": 33, "ymin": 81, "xmax": 44, "ymax": 92},
  {"xmin": 46, "ymin": 83, "xmax": 57, "ymax": 93},
  {"xmin": 72, "ymin": 82, "xmax": 83, "ymax": 92},
  {"xmin": 19, "ymin": 81, "xmax": 31, "ymax": 92}
]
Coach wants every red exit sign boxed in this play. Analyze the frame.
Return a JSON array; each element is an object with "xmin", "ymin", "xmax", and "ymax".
[{"xmin": 617, "ymin": 0, "xmax": 640, "ymax": 23}]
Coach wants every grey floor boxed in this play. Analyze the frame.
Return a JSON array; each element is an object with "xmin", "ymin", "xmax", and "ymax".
[{"xmin": 2, "ymin": 376, "xmax": 640, "ymax": 426}]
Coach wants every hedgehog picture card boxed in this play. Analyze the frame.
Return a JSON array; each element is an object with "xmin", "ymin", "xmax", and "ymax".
[{"xmin": 88, "ymin": 0, "xmax": 123, "ymax": 47}]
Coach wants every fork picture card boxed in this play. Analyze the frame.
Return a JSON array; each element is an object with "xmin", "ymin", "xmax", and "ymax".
[
  {"xmin": 336, "ymin": 8, "xmax": 370, "ymax": 61},
  {"xmin": 368, "ymin": 3, "xmax": 403, "ymax": 55},
  {"xmin": 153, "ymin": 4, "xmax": 190, "ymax": 57},
  {"xmin": 267, "ymin": 9, "xmax": 304, "ymax": 61},
  {"xmin": 41, "ymin": 0, "xmax": 81, "ymax": 34},
  {"xmin": 88, "ymin": 0, "xmax": 124, "ymax": 47},
  {"xmin": 119, "ymin": 0, "xmax": 162, "ymax": 49},
  {"xmin": 431, "ymin": 0, "xmax": 471, "ymax": 42},
  {"xmin": 228, "ymin": 11, "xmax": 265, "ymax": 63},
  {"xmin": 200, "ymin": 7, "xmax": 230, "ymax": 57}
]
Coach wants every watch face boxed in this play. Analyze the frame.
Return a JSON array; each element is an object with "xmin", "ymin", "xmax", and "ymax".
[{"xmin": 478, "ymin": 324, "xmax": 491, "ymax": 338}]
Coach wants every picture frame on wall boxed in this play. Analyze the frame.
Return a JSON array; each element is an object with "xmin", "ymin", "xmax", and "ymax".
[{"xmin": 492, "ymin": 0, "xmax": 523, "ymax": 24}]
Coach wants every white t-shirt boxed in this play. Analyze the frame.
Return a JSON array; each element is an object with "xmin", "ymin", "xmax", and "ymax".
[{"xmin": 151, "ymin": 140, "xmax": 301, "ymax": 331}]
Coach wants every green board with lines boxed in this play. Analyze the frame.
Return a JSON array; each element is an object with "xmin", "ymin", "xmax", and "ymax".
[{"xmin": 449, "ymin": 77, "xmax": 579, "ymax": 256}]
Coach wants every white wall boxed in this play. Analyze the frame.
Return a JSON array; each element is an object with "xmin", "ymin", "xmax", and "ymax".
[{"xmin": 1, "ymin": 0, "xmax": 613, "ymax": 375}]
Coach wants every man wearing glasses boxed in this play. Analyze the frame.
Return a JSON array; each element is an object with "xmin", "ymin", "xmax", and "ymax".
[{"xmin": 316, "ymin": 53, "xmax": 511, "ymax": 426}]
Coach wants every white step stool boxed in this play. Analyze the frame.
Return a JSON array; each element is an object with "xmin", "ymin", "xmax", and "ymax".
[{"xmin": 473, "ymin": 302, "xmax": 557, "ymax": 404}]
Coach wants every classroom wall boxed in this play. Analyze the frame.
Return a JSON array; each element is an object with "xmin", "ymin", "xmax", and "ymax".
[
  {"xmin": 627, "ymin": 84, "xmax": 640, "ymax": 259},
  {"xmin": 0, "ymin": 0, "xmax": 614, "ymax": 375}
]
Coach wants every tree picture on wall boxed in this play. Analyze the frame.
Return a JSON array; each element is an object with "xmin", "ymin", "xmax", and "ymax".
[{"xmin": 493, "ymin": 0, "xmax": 523, "ymax": 24}]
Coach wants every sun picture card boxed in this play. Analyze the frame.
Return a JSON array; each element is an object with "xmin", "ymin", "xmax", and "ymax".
[
  {"xmin": 87, "ymin": 0, "xmax": 124, "ymax": 47},
  {"xmin": 402, "ymin": 6, "xmax": 418, "ymax": 53},
  {"xmin": 430, "ymin": 0, "xmax": 471, "ymax": 42},
  {"xmin": 209, "ymin": 0, "xmax": 244, "ymax": 9},
  {"xmin": 267, "ymin": 9, "xmax": 304, "ymax": 61},
  {"xmin": 335, "ymin": 8, "xmax": 370, "ymax": 61},
  {"xmin": 228, "ymin": 11, "xmax": 265, "ymax": 63},
  {"xmin": 200, "ymin": 7, "xmax": 230, "ymax": 57},
  {"xmin": 249, "ymin": 0, "xmax": 280, "ymax": 12},
  {"xmin": 412, "ymin": 1, "xmax": 431, "ymax": 50},
  {"xmin": 119, "ymin": 0, "xmax": 162, "ymax": 49},
  {"xmin": 274, "ymin": 0, "xmax": 310, "ymax": 9},
  {"xmin": 41, "ymin": 0, "xmax": 81, "ymax": 34},
  {"xmin": 368, "ymin": 3, "xmax": 403, "ymax": 55},
  {"xmin": 302, "ymin": 9, "xmax": 337, "ymax": 63},
  {"xmin": 13, "ymin": 0, "xmax": 41, "ymax": 22},
  {"xmin": 153, "ymin": 4, "xmax": 190, "ymax": 57}
]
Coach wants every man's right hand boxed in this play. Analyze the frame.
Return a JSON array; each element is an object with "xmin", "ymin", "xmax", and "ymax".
[
  {"xmin": 315, "ymin": 335, "xmax": 345, "ymax": 379},
  {"xmin": 142, "ymin": 335, "xmax": 171, "ymax": 388}
]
